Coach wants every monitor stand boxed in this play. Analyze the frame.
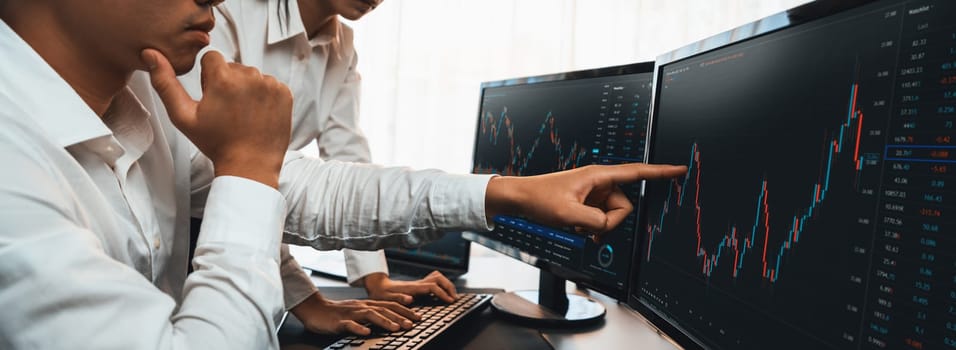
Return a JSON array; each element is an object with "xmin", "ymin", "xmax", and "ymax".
[{"xmin": 490, "ymin": 270, "xmax": 605, "ymax": 327}]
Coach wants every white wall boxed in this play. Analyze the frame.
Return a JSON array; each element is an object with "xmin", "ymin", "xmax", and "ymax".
[{"xmin": 321, "ymin": 0, "xmax": 811, "ymax": 172}]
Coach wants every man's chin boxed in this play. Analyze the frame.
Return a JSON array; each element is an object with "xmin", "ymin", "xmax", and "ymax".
[
  {"xmin": 173, "ymin": 60, "xmax": 197, "ymax": 76},
  {"xmin": 163, "ymin": 44, "xmax": 204, "ymax": 75},
  {"xmin": 168, "ymin": 52, "xmax": 200, "ymax": 76}
]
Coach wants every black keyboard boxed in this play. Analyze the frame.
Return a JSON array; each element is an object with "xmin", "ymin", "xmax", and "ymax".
[{"xmin": 324, "ymin": 293, "xmax": 492, "ymax": 350}]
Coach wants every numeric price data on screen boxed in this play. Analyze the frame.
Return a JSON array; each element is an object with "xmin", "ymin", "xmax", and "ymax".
[
  {"xmin": 635, "ymin": 1, "xmax": 956, "ymax": 349},
  {"xmin": 473, "ymin": 72, "xmax": 652, "ymax": 296}
]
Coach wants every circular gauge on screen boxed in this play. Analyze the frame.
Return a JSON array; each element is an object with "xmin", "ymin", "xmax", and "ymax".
[{"xmin": 597, "ymin": 244, "xmax": 614, "ymax": 268}]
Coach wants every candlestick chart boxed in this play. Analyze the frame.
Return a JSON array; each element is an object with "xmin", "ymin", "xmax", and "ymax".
[
  {"xmin": 644, "ymin": 80, "xmax": 868, "ymax": 284},
  {"xmin": 633, "ymin": 2, "xmax": 956, "ymax": 349},
  {"xmin": 471, "ymin": 71, "xmax": 653, "ymax": 297}
]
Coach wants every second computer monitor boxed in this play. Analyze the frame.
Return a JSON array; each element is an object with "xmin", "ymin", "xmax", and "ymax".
[
  {"xmin": 384, "ymin": 232, "xmax": 471, "ymax": 279},
  {"xmin": 465, "ymin": 62, "xmax": 654, "ymax": 302},
  {"xmin": 632, "ymin": 0, "xmax": 954, "ymax": 349}
]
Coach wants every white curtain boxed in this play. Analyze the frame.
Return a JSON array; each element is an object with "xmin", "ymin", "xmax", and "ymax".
[{"xmin": 334, "ymin": 0, "xmax": 810, "ymax": 172}]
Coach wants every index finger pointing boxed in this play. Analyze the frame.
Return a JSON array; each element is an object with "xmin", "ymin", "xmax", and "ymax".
[{"xmin": 601, "ymin": 164, "xmax": 688, "ymax": 184}]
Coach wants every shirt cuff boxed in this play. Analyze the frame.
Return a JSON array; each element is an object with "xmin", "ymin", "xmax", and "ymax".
[
  {"xmin": 343, "ymin": 249, "xmax": 389, "ymax": 286},
  {"xmin": 198, "ymin": 176, "xmax": 285, "ymax": 256},
  {"xmin": 431, "ymin": 174, "xmax": 496, "ymax": 231}
]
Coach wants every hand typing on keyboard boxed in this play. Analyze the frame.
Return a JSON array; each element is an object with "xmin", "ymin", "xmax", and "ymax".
[
  {"xmin": 363, "ymin": 270, "xmax": 459, "ymax": 305},
  {"xmin": 411, "ymin": 293, "xmax": 449, "ymax": 307},
  {"xmin": 291, "ymin": 291, "xmax": 421, "ymax": 335},
  {"xmin": 325, "ymin": 293, "xmax": 493, "ymax": 350}
]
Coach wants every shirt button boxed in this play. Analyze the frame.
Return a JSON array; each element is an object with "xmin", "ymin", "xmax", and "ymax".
[
  {"xmin": 153, "ymin": 237, "xmax": 161, "ymax": 249},
  {"xmin": 105, "ymin": 146, "xmax": 114, "ymax": 153},
  {"xmin": 297, "ymin": 54, "xmax": 306, "ymax": 61}
]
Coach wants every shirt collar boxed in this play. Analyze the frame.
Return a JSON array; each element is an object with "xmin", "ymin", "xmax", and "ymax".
[
  {"xmin": 267, "ymin": 0, "xmax": 336, "ymax": 47},
  {"xmin": 0, "ymin": 21, "xmax": 152, "ymax": 153},
  {"xmin": 101, "ymin": 87, "xmax": 154, "ymax": 165},
  {"xmin": 267, "ymin": 0, "xmax": 307, "ymax": 45},
  {"xmin": 0, "ymin": 19, "xmax": 114, "ymax": 149}
]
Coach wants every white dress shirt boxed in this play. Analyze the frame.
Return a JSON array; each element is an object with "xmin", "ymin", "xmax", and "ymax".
[
  {"xmin": 180, "ymin": 0, "xmax": 389, "ymax": 305},
  {"xmin": 0, "ymin": 20, "xmax": 285, "ymax": 349},
  {"xmin": 0, "ymin": 17, "xmax": 493, "ymax": 350}
]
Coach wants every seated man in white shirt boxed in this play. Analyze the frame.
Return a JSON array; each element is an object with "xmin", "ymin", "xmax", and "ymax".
[{"xmin": 0, "ymin": 0, "xmax": 686, "ymax": 348}]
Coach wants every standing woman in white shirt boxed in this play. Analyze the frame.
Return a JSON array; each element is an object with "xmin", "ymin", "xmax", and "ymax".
[{"xmin": 179, "ymin": 0, "xmax": 462, "ymax": 334}]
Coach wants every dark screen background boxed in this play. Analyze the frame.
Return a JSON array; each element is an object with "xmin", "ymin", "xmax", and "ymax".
[
  {"xmin": 635, "ymin": 1, "xmax": 956, "ymax": 349},
  {"xmin": 472, "ymin": 71, "xmax": 652, "ymax": 298}
]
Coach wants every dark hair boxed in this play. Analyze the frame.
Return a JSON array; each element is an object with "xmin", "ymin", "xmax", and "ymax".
[{"xmin": 278, "ymin": 0, "xmax": 291, "ymax": 32}]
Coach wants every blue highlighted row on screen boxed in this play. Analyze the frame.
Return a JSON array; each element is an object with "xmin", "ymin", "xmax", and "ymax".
[{"xmin": 493, "ymin": 215, "xmax": 586, "ymax": 249}]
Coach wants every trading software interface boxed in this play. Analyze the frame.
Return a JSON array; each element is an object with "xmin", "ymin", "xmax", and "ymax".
[
  {"xmin": 472, "ymin": 69, "xmax": 652, "ymax": 297},
  {"xmin": 635, "ymin": 1, "xmax": 955, "ymax": 349}
]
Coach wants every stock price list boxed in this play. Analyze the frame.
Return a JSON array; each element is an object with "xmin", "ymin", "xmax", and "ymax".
[
  {"xmin": 593, "ymin": 79, "xmax": 651, "ymax": 165},
  {"xmin": 865, "ymin": 2, "xmax": 956, "ymax": 349}
]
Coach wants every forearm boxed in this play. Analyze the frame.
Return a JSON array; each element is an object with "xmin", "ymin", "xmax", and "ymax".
[
  {"xmin": 279, "ymin": 244, "xmax": 319, "ymax": 309},
  {"xmin": 483, "ymin": 176, "xmax": 524, "ymax": 220}
]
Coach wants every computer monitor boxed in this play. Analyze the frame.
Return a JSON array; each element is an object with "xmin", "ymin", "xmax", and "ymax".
[
  {"xmin": 463, "ymin": 62, "xmax": 655, "ymax": 326},
  {"xmin": 385, "ymin": 232, "xmax": 471, "ymax": 280},
  {"xmin": 290, "ymin": 233, "xmax": 470, "ymax": 282},
  {"xmin": 631, "ymin": 0, "xmax": 954, "ymax": 348}
]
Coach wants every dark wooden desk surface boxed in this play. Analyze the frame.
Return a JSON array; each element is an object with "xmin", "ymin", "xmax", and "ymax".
[{"xmin": 295, "ymin": 244, "xmax": 681, "ymax": 350}]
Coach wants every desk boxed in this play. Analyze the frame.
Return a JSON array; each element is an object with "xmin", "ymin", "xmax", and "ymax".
[{"xmin": 290, "ymin": 244, "xmax": 681, "ymax": 350}]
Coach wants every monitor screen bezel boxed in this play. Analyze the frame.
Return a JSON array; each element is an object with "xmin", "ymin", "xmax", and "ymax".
[
  {"xmin": 627, "ymin": 0, "xmax": 886, "ymax": 348},
  {"xmin": 465, "ymin": 61, "xmax": 655, "ymax": 301}
]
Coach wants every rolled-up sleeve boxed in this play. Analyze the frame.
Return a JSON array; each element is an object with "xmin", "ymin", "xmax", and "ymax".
[
  {"xmin": 343, "ymin": 249, "xmax": 389, "ymax": 285},
  {"xmin": 278, "ymin": 152, "xmax": 495, "ymax": 251}
]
